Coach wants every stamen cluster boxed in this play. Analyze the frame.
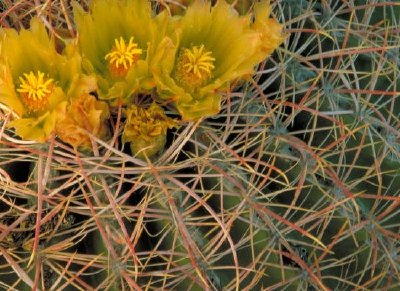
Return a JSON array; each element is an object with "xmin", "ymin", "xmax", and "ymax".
[
  {"xmin": 175, "ymin": 45, "xmax": 215, "ymax": 89},
  {"xmin": 105, "ymin": 37, "xmax": 143, "ymax": 77},
  {"xmin": 17, "ymin": 71, "xmax": 53, "ymax": 112}
]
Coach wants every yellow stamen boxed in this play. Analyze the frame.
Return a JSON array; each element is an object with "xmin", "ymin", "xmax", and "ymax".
[
  {"xmin": 175, "ymin": 44, "xmax": 215, "ymax": 89},
  {"xmin": 17, "ymin": 71, "xmax": 54, "ymax": 112},
  {"xmin": 105, "ymin": 36, "xmax": 143, "ymax": 77}
]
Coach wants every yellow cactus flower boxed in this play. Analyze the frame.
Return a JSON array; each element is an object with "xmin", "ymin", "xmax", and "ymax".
[
  {"xmin": 152, "ymin": 0, "xmax": 285, "ymax": 121},
  {"xmin": 56, "ymin": 93, "xmax": 110, "ymax": 149},
  {"xmin": 73, "ymin": 0, "xmax": 169, "ymax": 104},
  {"xmin": 123, "ymin": 103, "xmax": 177, "ymax": 158},
  {"xmin": 0, "ymin": 18, "xmax": 95, "ymax": 142}
]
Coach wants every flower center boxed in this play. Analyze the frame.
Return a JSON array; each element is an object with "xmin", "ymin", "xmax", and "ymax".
[
  {"xmin": 17, "ymin": 71, "xmax": 54, "ymax": 113},
  {"xmin": 105, "ymin": 36, "xmax": 143, "ymax": 77},
  {"xmin": 175, "ymin": 44, "xmax": 215, "ymax": 89}
]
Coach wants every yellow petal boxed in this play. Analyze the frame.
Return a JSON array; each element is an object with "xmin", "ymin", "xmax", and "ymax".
[
  {"xmin": 176, "ymin": 93, "xmax": 221, "ymax": 121},
  {"xmin": 8, "ymin": 102, "xmax": 67, "ymax": 142},
  {"xmin": 0, "ymin": 64, "xmax": 24, "ymax": 115},
  {"xmin": 56, "ymin": 93, "xmax": 109, "ymax": 149}
]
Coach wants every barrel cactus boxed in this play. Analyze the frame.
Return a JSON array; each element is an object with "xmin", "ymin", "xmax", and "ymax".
[{"xmin": 0, "ymin": 1, "xmax": 399, "ymax": 290}]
